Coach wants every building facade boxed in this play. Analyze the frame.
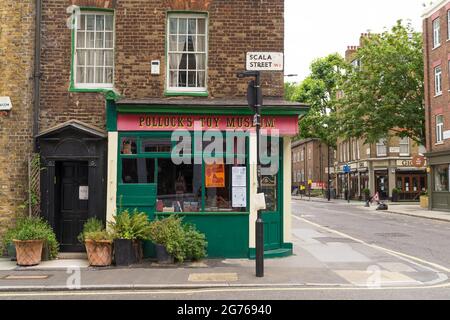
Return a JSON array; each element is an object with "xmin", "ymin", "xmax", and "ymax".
[
  {"xmin": 334, "ymin": 43, "xmax": 427, "ymax": 201},
  {"xmin": 423, "ymin": 1, "xmax": 450, "ymax": 211},
  {"xmin": 291, "ymin": 139, "xmax": 333, "ymax": 193},
  {"xmin": 0, "ymin": 1, "xmax": 35, "ymax": 239},
  {"xmin": 26, "ymin": 0, "xmax": 307, "ymax": 258}
]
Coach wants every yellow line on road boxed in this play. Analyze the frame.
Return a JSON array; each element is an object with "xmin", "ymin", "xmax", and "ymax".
[{"xmin": 292, "ymin": 215, "xmax": 450, "ymax": 274}]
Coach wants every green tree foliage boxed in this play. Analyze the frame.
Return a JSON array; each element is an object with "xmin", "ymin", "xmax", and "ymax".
[
  {"xmin": 287, "ymin": 53, "xmax": 349, "ymax": 147},
  {"xmin": 338, "ymin": 21, "xmax": 425, "ymax": 145}
]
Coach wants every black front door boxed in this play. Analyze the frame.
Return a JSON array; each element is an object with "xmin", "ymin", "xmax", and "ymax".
[{"xmin": 56, "ymin": 161, "xmax": 89, "ymax": 252}]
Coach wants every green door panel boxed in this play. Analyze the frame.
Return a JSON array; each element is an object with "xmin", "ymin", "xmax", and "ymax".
[{"xmin": 117, "ymin": 184, "xmax": 157, "ymax": 219}]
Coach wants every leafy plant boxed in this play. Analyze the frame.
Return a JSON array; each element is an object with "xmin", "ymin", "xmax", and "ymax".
[
  {"xmin": 109, "ymin": 209, "xmax": 152, "ymax": 241},
  {"xmin": 183, "ymin": 224, "xmax": 207, "ymax": 261},
  {"xmin": 148, "ymin": 215, "xmax": 187, "ymax": 262},
  {"xmin": 78, "ymin": 218, "xmax": 106, "ymax": 243},
  {"xmin": 3, "ymin": 217, "xmax": 59, "ymax": 260},
  {"xmin": 392, "ymin": 188, "xmax": 401, "ymax": 194},
  {"xmin": 84, "ymin": 231, "xmax": 113, "ymax": 242}
]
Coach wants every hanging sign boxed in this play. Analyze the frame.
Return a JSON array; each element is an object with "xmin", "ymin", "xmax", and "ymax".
[
  {"xmin": 0, "ymin": 97, "xmax": 12, "ymax": 111},
  {"xmin": 246, "ymin": 52, "xmax": 284, "ymax": 71},
  {"xmin": 205, "ymin": 164, "xmax": 225, "ymax": 188}
]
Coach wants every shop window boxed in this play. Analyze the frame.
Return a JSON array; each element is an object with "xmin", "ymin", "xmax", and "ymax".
[
  {"xmin": 157, "ymin": 159, "xmax": 202, "ymax": 212},
  {"xmin": 167, "ymin": 14, "xmax": 208, "ymax": 93},
  {"xmin": 122, "ymin": 158, "xmax": 155, "ymax": 184},
  {"xmin": 434, "ymin": 164, "xmax": 449, "ymax": 192},
  {"xmin": 121, "ymin": 138, "xmax": 137, "ymax": 155},
  {"xmin": 142, "ymin": 137, "xmax": 172, "ymax": 153},
  {"xmin": 73, "ymin": 12, "xmax": 114, "ymax": 89},
  {"xmin": 261, "ymin": 166, "xmax": 278, "ymax": 212}
]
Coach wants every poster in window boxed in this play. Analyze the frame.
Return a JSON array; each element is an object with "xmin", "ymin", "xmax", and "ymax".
[
  {"xmin": 232, "ymin": 187, "xmax": 247, "ymax": 208},
  {"xmin": 205, "ymin": 163, "xmax": 225, "ymax": 188},
  {"xmin": 232, "ymin": 167, "xmax": 247, "ymax": 187}
]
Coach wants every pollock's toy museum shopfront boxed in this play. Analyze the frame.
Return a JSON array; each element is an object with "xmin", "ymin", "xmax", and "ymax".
[{"xmin": 105, "ymin": 98, "xmax": 307, "ymax": 258}]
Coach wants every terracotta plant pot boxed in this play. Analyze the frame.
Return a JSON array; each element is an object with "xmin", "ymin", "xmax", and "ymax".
[
  {"xmin": 85, "ymin": 240, "xmax": 113, "ymax": 267},
  {"xmin": 13, "ymin": 240, "xmax": 44, "ymax": 267}
]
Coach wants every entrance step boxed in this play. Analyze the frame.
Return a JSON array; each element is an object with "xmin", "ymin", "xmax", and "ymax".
[
  {"xmin": 249, "ymin": 248, "xmax": 293, "ymax": 260},
  {"xmin": 57, "ymin": 253, "xmax": 87, "ymax": 260}
]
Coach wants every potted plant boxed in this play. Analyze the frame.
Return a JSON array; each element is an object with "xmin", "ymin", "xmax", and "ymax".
[
  {"xmin": 109, "ymin": 209, "xmax": 151, "ymax": 267},
  {"xmin": 392, "ymin": 188, "xmax": 401, "ymax": 202},
  {"xmin": 149, "ymin": 215, "xmax": 187, "ymax": 264},
  {"xmin": 78, "ymin": 218, "xmax": 113, "ymax": 267},
  {"xmin": 182, "ymin": 224, "xmax": 208, "ymax": 262},
  {"xmin": 9, "ymin": 217, "xmax": 59, "ymax": 267},
  {"xmin": 362, "ymin": 188, "xmax": 371, "ymax": 202},
  {"xmin": 420, "ymin": 191, "xmax": 429, "ymax": 209}
]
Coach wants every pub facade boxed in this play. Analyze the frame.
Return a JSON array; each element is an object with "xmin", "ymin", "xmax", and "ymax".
[{"xmin": 32, "ymin": 0, "xmax": 307, "ymax": 258}]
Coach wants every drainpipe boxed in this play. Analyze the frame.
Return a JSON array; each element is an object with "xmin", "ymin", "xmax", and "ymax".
[
  {"xmin": 33, "ymin": 0, "xmax": 42, "ymax": 151},
  {"xmin": 424, "ymin": 18, "xmax": 433, "ymax": 209}
]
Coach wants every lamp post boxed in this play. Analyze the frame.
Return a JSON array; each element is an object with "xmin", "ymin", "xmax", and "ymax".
[{"xmin": 237, "ymin": 70, "xmax": 264, "ymax": 278}]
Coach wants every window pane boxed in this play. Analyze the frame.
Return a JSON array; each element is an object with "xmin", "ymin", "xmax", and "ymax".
[
  {"xmin": 169, "ymin": 53, "xmax": 181, "ymax": 70},
  {"xmin": 86, "ymin": 67, "xmax": 95, "ymax": 83},
  {"xmin": 196, "ymin": 53, "xmax": 205, "ymax": 70},
  {"xmin": 198, "ymin": 19, "xmax": 206, "ymax": 34},
  {"xmin": 197, "ymin": 35, "xmax": 206, "ymax": 52},
  {"xmin": 76, "ymin": 31, "xmax": 85, "ymax": 48},
  {"xmin": 86, "ymin": 50, "xmax": 95, "ymax": 66},
  {"xmin": 187, "ymin": 35, "xmax": 195, "ymax": 51},
  {"xmin": 169, "ymin": 18, "xmax": 177, "ymax": 34},
  {"xmin": 95, "ymin": 32, "xmax": 104, "ymax": 48},
  {"xmin": 105, "ymin": 51, "xmax": 113, "ymax": 66},
  {"xmin": 105, "ymin": 15, "xmax": 113, "ymax": 31},
  {"xmin": 95, "ymin": 50, "xmax": 104, "ymax": 66},
  {"xmin": 434, "ymin": 165, "xmax": 449, "ymax": 192},
  {"xmin": 169, "ymin": 35, "xmax": 177, "ymax": 51},
  {"xmin": 76, "ymin": 67, "xmax": 85, "ymax": 83},
  {"xmin": 178, "ymin": 34, "xmax": 187, "ymax": 51},
  {"xmin": 122, "ymin": 158, "xmax": 155, "ymax": 184},
  {"xmin": 157, "ymin": 160, "xmax": 202, "ymax": 213},
  {"xmin": 96, "ymin": 15, "xmax": 104, "ymax": 31},
  {"xmin": 121, "ymin": 138, "xmax": 137, "ymax": 154},
  {"xmin": 179, "ymin": 18, "xmax": 187, "ymax": 34},
  {"xmin": 178, "ymin": 70, "xmax": 187, "ymax": 87},
  {"xmin": 86, "ymin": 15, "xmax": 95, "ymax": 31},
  {"xmin": 142, "ymin": 138, "xmax": 172, "ymax": 153},
  {"xmin": 95, "ymin": 67, "xmax": 104, "ymax": 83},
  {"xmin": 79, "ymin": 14, "xmax": 86, "ymax": 30},
  {"xmin": 86, "ymin": 32, "xmax": 95, "ymax": 48},
  {"xmin": 105, "ymin": 32, "xmax": 113, "ymax": 48},
  {"xmin": 188, "ymin": 71, "xmax": 196, "ymax": 87},
  {"xmin": 197, "ymin": 71, "xmax": 206, "ymax": 87},
  {"xmin": 187, "ymin": 53, "xmax": 196, "ymax": 69},
  {"xmin": 76, "ymin": 50, "xmax": 85, "ymax": 66},
  {"xmin": 169, "ymin": 70, "xmax": 178, "ymax": 87},
  {"xmin": 188, "ymin": 19, "xmax": 196, "ymax": 34},
  {"xmin": 105, "ymin": 67, "xmax": 113, "ymax": 83}
]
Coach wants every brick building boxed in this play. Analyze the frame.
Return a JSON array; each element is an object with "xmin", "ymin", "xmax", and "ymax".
[
  {"xmin": 423, "ymin": 1, "xmax": 450, "ymax": 211},
  {"xmin": 0, "ymin": 1, "xmax": 35, "ymax": 239},
  {"xmin": 334, "ymin": 41, "xmax": 427, "ymax": 201},
  {"xmin": 291, "ymin": 139, "xmax": 333, "ymax": 194},
  {"xmin": 2, "ymin": 0, "xmax": 307, "ymax": 258}
]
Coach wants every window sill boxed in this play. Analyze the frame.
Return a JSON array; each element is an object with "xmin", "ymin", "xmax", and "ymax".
[
  {"xmin": 435, "ymin": 142, "xmax": 445, "ymax": 145},
  {"xmin": 69, "ymin": 86, "xmax": 114, "ymax": 94},
  {"xmin": 432, "ymin": 44, "xmax": 441, "ymax": 50},
  {"xmin": 434, "ymin": 93, "xmax": 443, "ymax": 98},
  {"xmin": 164, "ymin": 90, "xmax": 209, "ymax": 97}
]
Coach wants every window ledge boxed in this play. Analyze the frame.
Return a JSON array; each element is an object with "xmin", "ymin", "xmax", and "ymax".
[
  {"xmin": 435, "ymin": 141, "xmax": 445, "ymax": 145},
  {"xmin": 432, "ymin": 44, "xmax": 441, "ymax": 50},
  {"xmin": 70, "ymin": 86, "xmax": 114, "ymax": 93},
  {"xmin": 434, "ymin": 93, "xmax": 443, "ymax": 98},
  {"xmin": 164, "ymin": 90, "xmax": 209, "ymax": 97}
]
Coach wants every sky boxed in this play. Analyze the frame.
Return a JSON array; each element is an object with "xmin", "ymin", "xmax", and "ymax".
[{"xmin": 284, "ymin": 0, "xmax": 426, "ymax": 83}]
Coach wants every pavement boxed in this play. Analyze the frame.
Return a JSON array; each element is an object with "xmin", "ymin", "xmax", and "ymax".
[
  {"xmin": 1, "ymin": 201, "xmax": 449, "ymax": 297},
  {"xmin": 293, "ymin": 196, "xmax": 450, "ymax": 222}
]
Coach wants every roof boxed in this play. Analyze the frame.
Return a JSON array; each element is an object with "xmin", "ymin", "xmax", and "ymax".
[{"xmin": 36, "ymin": 120, "xmax": 107, "ymax": 138}]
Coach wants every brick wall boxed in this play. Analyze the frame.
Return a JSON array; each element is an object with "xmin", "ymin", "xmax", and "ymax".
[
  {"xmin": 39, "ymin": 0, "xmax": 284, "ymax": 131},
  {"xmin": 0, "ymin": 0, "xmax": 35, "ymax": 239}
]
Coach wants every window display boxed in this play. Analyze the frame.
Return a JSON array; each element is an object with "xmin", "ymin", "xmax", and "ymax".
[{"xmin": 434, "ymin": 164, "xmax": 449, "ymax": 192}]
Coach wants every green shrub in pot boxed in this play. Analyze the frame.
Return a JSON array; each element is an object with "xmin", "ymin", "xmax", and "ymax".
[
  {"xmin": 182, "ymin": 223, "xmax": 208, "ymax": 261},
  {"xmin": 149, "ymin": 215, "xmax": 186, "ymax": 263}
]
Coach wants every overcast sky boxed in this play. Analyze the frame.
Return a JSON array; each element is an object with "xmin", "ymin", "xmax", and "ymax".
[{"xmin": 284, "ymin": 0, "xmax": 426, "ymax": 83}]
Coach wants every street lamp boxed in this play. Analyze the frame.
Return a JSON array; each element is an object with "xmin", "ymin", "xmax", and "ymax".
[{"xmin": 237, "ymin": 70, "xmax": 264, "ymax": 278}]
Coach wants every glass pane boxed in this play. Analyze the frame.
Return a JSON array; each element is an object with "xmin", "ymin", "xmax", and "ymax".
[
  {"xmin": 95, "ymin": 67, "xmax": 104, "ymax": 83},
  {"xmin": 76, "ymin": 31, "xmax": 85, "ymax": 48},
  {"xmin": 169, "ymin": 53, "xmax": 181, "ymax": 70},
  {"xmin": 86, "ymin": 15, "xmax": 95, "ymax": 31},
  {"xmin": 86, "ymin": 32, "xmax": 95, "ymax": 48},
  {"xmin": 121, "ymin": 138, "xmax": 137, "ymax": 154},
  {"xmin": 198, "ymin": 19, "xmax": 206, "ymax": 34},
  {"xmin": 76, "ymin": 50, "xmax": 85, "ymax": 66},
  {"xmin": 105, "ymin": 15, "xmax": 113, "ymax": 31},
  {"xmin": 142, "ymin": 138, "xmax": 172, "ymax": 153},
  {"xmin": 157, "ymin": 160, "xmax": 202, "ymax": 213},
  {"xmin": 86, "ymin": 67, "xmax": 95, "ymax": 83},
  {"xmin": 188, "ymin": 19, "xmax": 196, "ymax": 34},
  {"xmin": 105, "ymin": 51, "xmax": 113, "ymax": 66},
  {"xmin": 178, "ymin": 70, "xmax": 187, "ymax": 87},
  {"xmin": 105, "ymin": 32, "xmax": 113, "ymax": 48},
  {"xmin": 187, "ymin": 36, "xmax": 195, "ymax": 51},
  {"xmin": 179, "ymin": 53, "xmax": 187, "ymax": 69},
  {"xmin": 196, "ymin": 53, "xmax": 205, "ymax": 70},
  {"xmin": 122, "ymin": 158, "xmax": 155, "ymax": 184},
  {"xmin": 197, "ymin": 35, "xmax": 206, "ymax": 52},
  {"xmin": 80, "ymin": 15, "xmax": 86, "ymax": 30},
  {"xmin": 188, "ymin": 71, "xmax": 196, "ymax": 87},
  {"xmin": 197, "ymin": 71, "xmax": 206, "ymax": 87},
  {"xmin": 95, "ymin": 32, "xmax": 104, "ymax": 48},
  {"xmin": 187, "ymin": 53, "xmax": 196, "ymax": 69},
  {"xmin": 179, "ymin": 18, "xmax": 187, "ymax": 34},
  {"xmin": 96, "ymin": 15, "xmax": 104, "ymax": 31},
  {"xmin": 169, "ymin": 18, "xmax": 177, "ymax": 34},
  {"xmin": 86, "ymin": 50, "xmax": 95, "ymax": 66},
  {"xmin": 105, "ymin": 67, "xmax": 113, "ymax": 83},
  {"xmin": 434, "ymin": 165, "xmax": 449, "ymax": 192},
  {"xmin": 178, "ymin": 35, "xmax": 187, "ymax": 51},
  {"xmin": 76, "ymin": 67, "xmax": 85, "ymax": 83},
  {"xmin": 95, "ymin": 50, "xmax": 104, "ymax": 66},
  {"xmin": 169, "ymin": 35, "xmax": 177, "ymax": 52},
  {"xmin": 169, "ymin": 71, "xmax": 178, "ymax": 87}
]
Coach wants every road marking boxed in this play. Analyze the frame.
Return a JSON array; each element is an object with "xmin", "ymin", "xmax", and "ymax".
[{"xmin": 293, "ymin": 215, "xmax": 450, "ymax": 274}]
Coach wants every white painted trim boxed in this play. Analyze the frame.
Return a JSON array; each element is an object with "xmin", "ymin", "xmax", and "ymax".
[
  {"xmin": 422, "ymin": 0, "xmax": 449, "ymax": 18},
  {"xmin": 283, "ymin": 137, "xmax": 292, "ymax": 244},
  {"xmin": 106, "ymin": 132, "xmax": 118, "ymax": 228}
]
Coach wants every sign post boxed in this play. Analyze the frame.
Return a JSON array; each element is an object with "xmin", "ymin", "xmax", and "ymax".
[{"xmin": 343, "ymin": 165, "xmax": 351, "ymax": 203}]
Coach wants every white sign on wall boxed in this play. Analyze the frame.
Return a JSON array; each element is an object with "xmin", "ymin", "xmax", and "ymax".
[
  {"xmin": 390, "ymin": 147, "xmax": 400, "ymax": 153},
  {"xmin": 79, "ymin": 186, "xmax": 89, "ymax": 200},
  {"xmin": 444, "ymin": 130, "xmax": 450, "ymax": 140},
  {"xmin": 0, "ymin": 97, "xmax": 12, "ymax": 111},
  {"xmin": 246, "ymin": 52, "xmax": 284, "ymax": 71}
]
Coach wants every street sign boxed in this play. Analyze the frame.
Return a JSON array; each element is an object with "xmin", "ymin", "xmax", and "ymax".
[
  {"xmin": 246, "ymin": 52, "xmax": 284, "ymax": 71},
  {"xmin": 343, "ymin": 165, "xmax": 351, "ymax": 174}
]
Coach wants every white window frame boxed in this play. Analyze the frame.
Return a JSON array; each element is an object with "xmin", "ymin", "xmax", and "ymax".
[
  {"xmin": 435, "ymin": 66, "xmax": 442, "ymax": 96},
  {"xmin": 356, "ymin": 140, "xmax": 360, "ymax": 160},
  {"xmin": 73, "ymin": 11, "xmax": 115, "ymax": 90},
  {"xmin": 376, "ymin": 139, "xmax": 387, "ymax": 157},
  {"xmin": 433, "ymin": 17, "xmax": 441, "ymax": 48},
  {"xmin": 399, "ymin": 137, "xmax": 410, "ymax": 157},
  {"xmin": 166, "ymin": 13, "xmax": 208, "ymax": 93},
  {"xmin": 301, "ymin": 149, "xmax": 304, "ymax": 161},
  {"xmin": 436, "ymin": 115, "xmax": 444, "ymax": 143},
  {"xmin": 448, "ymin": 10, "xmax": 450, "ymax": 40}
]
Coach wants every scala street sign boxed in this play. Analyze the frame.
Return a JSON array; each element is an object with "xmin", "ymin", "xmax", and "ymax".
[
  {"xmin": 0, "ymin": 96, "xmax": 12, "ymax": 111},
  {"xmin": 246, "ymin": 52, "xmax": 284, "ymax": 71}
]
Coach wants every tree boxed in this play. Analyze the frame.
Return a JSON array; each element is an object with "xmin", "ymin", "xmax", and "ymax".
[
  {"xmin": 284, "ymin": 82, "xmax": 297, "ymax": 101},
  {"xmin": 287, "ymin": 53, "xmax": 349, "ymax": 147},
  {"xmin": 337, "ymin": 21, "xmax": 425, "ymax": 145}
]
